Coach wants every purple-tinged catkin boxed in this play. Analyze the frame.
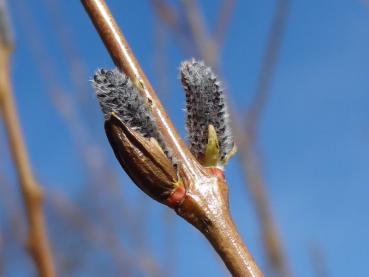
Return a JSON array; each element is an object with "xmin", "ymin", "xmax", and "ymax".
[
  {"xmin": 92, "ymin": 68, "xmax": 176, "ymax": 164},
  {"xmin": 180, "ymin": 59, "xmax": 234, "ymax": 161}
]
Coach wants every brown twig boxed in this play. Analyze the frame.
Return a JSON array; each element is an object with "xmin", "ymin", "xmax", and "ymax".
[
  {"xmin": 246, "ymin": 0, "xmax": 290, "ymax": 140},
  {"xmin": 81, "ymin": 0, "xmax": 263, "ymax": 276},
  {"xmin": 0, "ymin": 5, "xmax": 56, "ymax": 276}
]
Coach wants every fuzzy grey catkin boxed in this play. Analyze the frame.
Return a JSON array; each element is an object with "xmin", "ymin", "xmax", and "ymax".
[
  {"xmin": 92, "ymin": 68, "xmax": 175, "ymax": 164},
  {"xmin": 0, "ymin": 0, "xmax": 14, "ymax": 48},
  {"xmin": 180, "ymin": 59, "xmax": 234, "ymax": 160}
]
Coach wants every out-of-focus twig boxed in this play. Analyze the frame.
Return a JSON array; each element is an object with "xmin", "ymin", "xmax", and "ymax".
[
  {"xmin": 14, "ymin": 2, "xmax": 163, "ymax": 274},
  {"xmin": 43, "ymin": 0, "xmax": 89, "ymax": 100},
  {"xmin": 241, "ymin": 1, "xmax": 290, "ymax": 276},
  {"xmin": 0, "ymin": 174, "xmax": 27, "ymax": 246},
  {"xmin": 309, "ymin": 243, "xmax": 328, "ymax": 277},
  {"xmin": 0, "ymin": 0, "xmax": 12, "ymax": 48},
  {"xmin": 246, "ymin": 0, "xmax": 290, "ymax": 140},
  {"xmin": 47, "ymin": 190, "xmax": 164, "ymax": 277},
  {"xmin": 237, "ymin": 131, "xmax": 290, "ymax": 277},
  {"xmin": 0, "ymin": 2, "xmax": 56, "ymax": 276},
  {"xmin": 150, "ymin": 0, "xmax": 193, "ymax": 57},
  {"xmin": 0, "ymin": 229, "xmax": 3, "ymax": 276},
  {"xmin": 180, "ymin": 0, "xmax": 218, "ymax": 68},
  {"xmin": 212, "ymin": 0, "xmax": 235, "ymax": 48}
]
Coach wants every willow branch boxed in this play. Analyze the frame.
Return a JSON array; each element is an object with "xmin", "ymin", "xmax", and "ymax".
[
  {"xmin": 0, "ymin": 5, "xmax": 55, "ymax": 276},
  {"xmin": 81, "ymin": 0, "xmax": 263, "ymax": 276}
]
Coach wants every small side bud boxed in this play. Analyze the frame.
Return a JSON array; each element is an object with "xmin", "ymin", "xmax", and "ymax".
[{"xmin": 180, "ymin": 59, "xmax": 236, "ymax": 167}]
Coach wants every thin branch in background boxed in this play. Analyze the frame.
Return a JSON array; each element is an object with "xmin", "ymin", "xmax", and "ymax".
[
  {"xmin": 241, "ymin": 1, "xmax": 291, "ymax": 276},
  {"xmin": 0, "ymin": 2, "xmax": 56, "ymax": 276},
  {"xmin": 237, "ymin": 136, "xmax": 288, "ymax": 276},
  {"xmin": 13, "ymin": 1, "xmax": 163, "ymax": 274},
  {"xmin": 43, "ymin": 0, "xmax": 89, "ymax": 102},
  {"xmin": 309, "ymin": 243, "xmax": 329, "ymax": 277},
  {"xmin": 40, "ymin": 0, "xmax": 163, "ymax": 266},
  {"xmin": 162, "ymin": 209, "xmax": 176, "ymax": 277},
  {"xmin": 0, "ymin": 175, "xmax": 27, "ymax": 244},
  {"xmin": 46, "ymin": 190, "xmax": 164, "ymax": 277},
  {"xmin": 0, "ymin": 176, "xmax": 29, "ymax": 275},
  {"xmin": 14, "ymin": 0, "xmax": 120, "ymax": 231},
  {"xmin": 151, "ymin": 0, "xmax": 181, "ymax": 34},
  {"xmin": 180, "ymin": 0, "xmax": 218, "ymax": 68},
  {"xmin": 0, "ymin": 228, "xmax": 3, "ymax": 276},
  {"xmin": 212, "ymin": 0, "xmax": 235, "ymax": 47},
  {"xmin": 150, "ymin": 0, "xmax": 193, "ymax": 57},
  {"xmin": 15, "ymin": 0, "xmax": 106, "ymax": 179},
  {"xmin": 154, "ymin": 17, "xmax": 170, "ymax": 96},
  {"xmin": 246, "ymin": 0, "xmax": 290, "ymax": 139},
  {"xmin": 0, "ymin": 0, "xmax": 12, "ymax": 49}
]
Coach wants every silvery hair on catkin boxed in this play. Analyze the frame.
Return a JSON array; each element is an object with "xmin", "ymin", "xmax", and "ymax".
[
  {"xmin": 92, "ymin": 68, "xmax": 175, "ymax": 164},
  {"xmin": 180, "ymin": 59, "xmax": 234, "ymax": 161}
]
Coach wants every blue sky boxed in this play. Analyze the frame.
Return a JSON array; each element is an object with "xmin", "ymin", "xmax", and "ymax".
[{"xmin": 2, "ymin": 0, "xmax": 369, "ymax": 276}]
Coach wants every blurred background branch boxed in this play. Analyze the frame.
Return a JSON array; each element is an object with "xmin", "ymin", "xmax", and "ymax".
[
  {"xmin": 12, "ymin": 0, "xmax": 164, "ymax": 275},
  {"xmin": 0, "ymin": 1, "xmax": 56, "ymax": 276}
]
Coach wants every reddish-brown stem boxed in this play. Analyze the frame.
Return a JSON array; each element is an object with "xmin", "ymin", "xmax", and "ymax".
[
  {"xmin": 205, "ymin": 211, "xmax": 261, "ymax": 276},
  {"xmin": 0, "ymin": 46, "xmax": 56, "ymax": 276},
  {"xmin": 177, "ymin": 167, "xmax": 263, "ymax": 277},
  {"xmin": 81, "ymin": 0, "xmax": 263, "ymax": 276}
]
